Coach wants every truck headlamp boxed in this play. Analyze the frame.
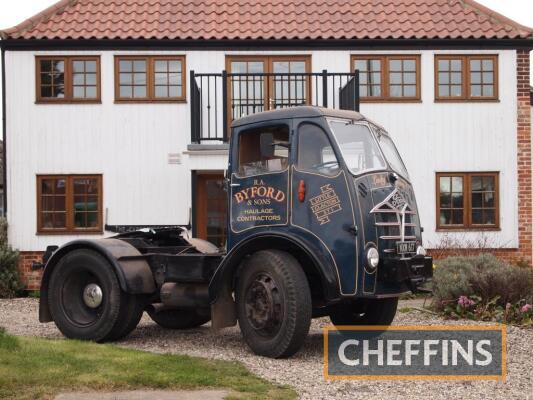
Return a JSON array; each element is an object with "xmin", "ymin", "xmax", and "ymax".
[
  {"xmin": 416, "ymin": 245, "xmax": 427, "ymax": 256},
  {"xmin": 366, "ymin": 247, "xmax": 380, "ymax": 269}
]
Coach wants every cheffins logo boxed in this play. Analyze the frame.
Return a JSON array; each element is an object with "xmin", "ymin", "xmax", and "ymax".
[{"xmin": 309, "ymin": 184, "xmax": 342, "ymax": 225}]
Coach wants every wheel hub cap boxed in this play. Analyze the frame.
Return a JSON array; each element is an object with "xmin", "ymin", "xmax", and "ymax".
[
  {"xmin": 244, "ymin": 273, "xmax": 282, "ymax": 335},
  {"xmin": 83, "ymin": 283, "xmax": 103, "ymax": 308}
]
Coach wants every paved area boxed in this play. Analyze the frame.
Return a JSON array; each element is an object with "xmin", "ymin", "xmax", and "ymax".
[
  {"xmin": 1, "ymin": 298, "xmax": 532, "ymax": 400},
  {"xmin": 55, "ymin": 390, "xmax": 228, "ymax": 400}
]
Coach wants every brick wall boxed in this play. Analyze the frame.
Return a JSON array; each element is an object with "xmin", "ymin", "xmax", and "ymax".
[
  {"xmin": 516, "ymin": 49, "xmax": 532, "ymax": 265},
  {"xmin": 18, "ymin": 251, "xmax": 44, "ymax": 291}
]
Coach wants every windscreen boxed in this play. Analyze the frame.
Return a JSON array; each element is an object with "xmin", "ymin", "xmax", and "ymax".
[
  {"xmin": 328, "ymin": 120, "xmax": 386, "ymax": 175},
  {"xmin": 373, "ymin": 126, "xmax": 410, "ymax": 179}
]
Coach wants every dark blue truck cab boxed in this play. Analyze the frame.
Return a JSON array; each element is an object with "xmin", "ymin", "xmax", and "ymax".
[{"xmin": 38, "ymin": 106, "xmax": 432, "ymax": 358}]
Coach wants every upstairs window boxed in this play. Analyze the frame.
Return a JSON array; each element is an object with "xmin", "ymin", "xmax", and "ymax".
[
  {"xmin": 435, "ymin": 55, "xmax": 498, "ymax": 101},
  {"xmin": 436, "ymin": 172, "xmax": 499, "ymax": 230},
  {"xmin": 36, "ymin": 56, "xmax": 100, "ymax": 102},
  {"xmin": 115, "ymin": 55, "xmax": 186, "ymax": 102},
  {"xmin": 37, "ymin": 175, "xmax": 103, "ymax": 234},
  {"xmin": 351, "ymin": 55, "xmax": 421, "ymax": 101}
]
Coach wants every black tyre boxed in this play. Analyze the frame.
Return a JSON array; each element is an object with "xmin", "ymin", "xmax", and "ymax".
[
  {"xmin": 329, "ymin": 298, "xmax": 399, "ymax": 326},
  {"xmin": 236, "ymin": 250, "xmax": 312, "ymax": 358},
  {"xmin": 148, "ymin": 308, "xmax": 210, "ymax": 329},
  {"xmin": 106, "ymin": 294, "xmax": 146, "ymax": 341},
  {"xmin": 48, "ymin": 249, "xmax": 132, "ymax": 342}
]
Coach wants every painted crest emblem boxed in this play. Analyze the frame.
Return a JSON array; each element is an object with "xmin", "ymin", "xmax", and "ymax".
[{"xmin": 309, "ymin": 184, "xmax": 342, "ymax": 225}]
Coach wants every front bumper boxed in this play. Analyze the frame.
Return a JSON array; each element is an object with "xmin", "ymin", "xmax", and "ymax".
[{"xmin": 380, "ymin": 255, "xmax": 433, "ymax": 292}]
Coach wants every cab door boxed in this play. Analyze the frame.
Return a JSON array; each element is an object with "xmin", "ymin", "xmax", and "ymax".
[
  {"xmin": 228, "ymin": 122, "xmax": 291, "ymax": 249},
  {"xmin": 291, "ymin": 122, "xmax": 359, "ymax": 295}
]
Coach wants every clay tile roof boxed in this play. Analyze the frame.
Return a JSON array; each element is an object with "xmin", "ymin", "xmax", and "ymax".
[{"xmin": 1, "ymin": 0, "xmax": 532, "ymax": 41}]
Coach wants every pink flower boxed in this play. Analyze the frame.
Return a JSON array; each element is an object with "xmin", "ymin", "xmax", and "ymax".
[
  {"xmin": 458, "ymin": 296, "xmax": 475, "ymax": 308},
  {"xmin": 521, "ymin": 304, "xmax": 532, "ymax": 313}
]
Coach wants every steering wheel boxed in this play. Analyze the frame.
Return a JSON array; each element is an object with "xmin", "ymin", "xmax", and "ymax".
[{"xmin": 312, "ymin": 160, "xmax": 339, "ymax": 170}]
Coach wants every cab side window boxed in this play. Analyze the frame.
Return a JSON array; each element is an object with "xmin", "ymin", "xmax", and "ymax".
[
  {"xmin": 237, "ymin": 125, "xmax": 289, "ymax": 176},
  {"xmin": 297, "ymin": 123, "xmax": 339, "ymax": 175}
]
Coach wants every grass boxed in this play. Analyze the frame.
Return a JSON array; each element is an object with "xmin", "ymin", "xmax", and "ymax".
[{"xmin": 0, "ymin": 328, "xmax": 296, "ymax": 400}]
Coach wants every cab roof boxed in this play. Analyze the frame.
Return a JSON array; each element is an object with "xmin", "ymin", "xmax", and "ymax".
[{"xmin": 231, "ymin": 106, "xmax": 366, "ymax": 127}]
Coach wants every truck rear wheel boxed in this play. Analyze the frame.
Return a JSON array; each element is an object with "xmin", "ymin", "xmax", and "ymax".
[
  {"xmin": 48, "ymin": 249, "xmax": 141, "ymax": 342},
  {"xmin": 236, "ymin": 250, "xmax": 312, "ymax": 358},
  {"xmin": 147, "ymin": 309, "xmax": 210, "ymax": 329},
  {"xmin": 329, "ymin": 298, "xmax": 399, "ymax": 326}
]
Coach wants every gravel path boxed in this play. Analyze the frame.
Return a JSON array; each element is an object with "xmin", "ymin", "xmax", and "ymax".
[{"xmin": 1, "ymin": 298, "xmax": 531, "ymax": 400}]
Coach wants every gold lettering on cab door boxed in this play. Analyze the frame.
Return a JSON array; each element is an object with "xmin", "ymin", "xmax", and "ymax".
[
  {"xmin": 309, "ymin": 184, "xmax": 342, "ymax": 225},
  {"xmin": 233, "ymin": 179, "xmax": 286, "ymax": 223}
]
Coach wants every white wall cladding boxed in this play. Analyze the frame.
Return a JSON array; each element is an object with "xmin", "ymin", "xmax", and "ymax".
[{"xmin": 5, "ymin": 49, "xmax": 518, "ymax": 250}]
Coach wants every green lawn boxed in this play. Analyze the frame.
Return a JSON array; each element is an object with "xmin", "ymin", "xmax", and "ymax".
[{"xmin": 0, "ymin": 329, "xmax": 296, "ymax": 400}]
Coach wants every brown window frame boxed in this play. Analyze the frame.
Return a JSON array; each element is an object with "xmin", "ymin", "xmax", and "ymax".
[
  {"xmin": 114, "ymin": 55, "xmax": 186, "ymax": 103},
  {"xmin": 35, "ymin": 56, "xmax": 101, "ymax": 103},
  {"xmin": 36, "ymin": 174, "xmax": 103, "ymax": 234},
  {"xmin": 350, "ymin": 54, "xmax": 421, "ymax": 102},
  {"xmin": 436, "ymin": 172, "xmax": 500, "ymax": 231},
  {"xmin": 434, "ymin": 55, "xmax": 499, "ymax": 102}
]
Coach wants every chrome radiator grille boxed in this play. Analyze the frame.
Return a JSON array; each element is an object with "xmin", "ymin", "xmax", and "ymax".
[{"xmin": 371, "ymin": 189, "xmax": 417, "ymax": 254}]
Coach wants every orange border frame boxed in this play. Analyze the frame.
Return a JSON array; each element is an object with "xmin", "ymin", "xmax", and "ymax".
[{"xmin": 323, "ymin": 324, "xmax": 506, "ymax": 381}]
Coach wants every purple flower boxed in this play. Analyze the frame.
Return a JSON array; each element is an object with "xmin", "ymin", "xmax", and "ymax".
[
  {"xmin": 458, "ymin": 296, "xmax": 475, "ymax": 308},
  {"xmin": 521, "ymin": 304, "xmax": 532, "ymax": 313}
]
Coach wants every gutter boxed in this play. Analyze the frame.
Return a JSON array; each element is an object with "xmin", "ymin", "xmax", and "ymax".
[{"xmin": 1, "ymin": 45, "xmax": 6, "ymax": 216}]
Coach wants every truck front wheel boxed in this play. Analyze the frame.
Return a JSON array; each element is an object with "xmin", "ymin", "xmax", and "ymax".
[
  {"xmin": 236, "ymin": 250, "xmax": 312, "ymax": 358},
  {"xmin": 48, "ymin": 249, "xmax": 142, "ymax": 342},
  {"xmin": 329, "ymin": 298, "xmax": 398, "ymax": 326}
]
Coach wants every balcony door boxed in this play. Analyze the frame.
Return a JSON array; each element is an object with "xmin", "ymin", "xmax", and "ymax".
[
  {"xmin": 226, "ymin": 55, "xmax": 311, "ymax": 122},
  {"xmin": 195, "ymin": 172, "xmax": 227, "ymax": 247}
]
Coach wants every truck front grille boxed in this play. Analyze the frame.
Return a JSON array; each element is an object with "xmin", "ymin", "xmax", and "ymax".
[{"xmin": 370, "ymin": 189, "xmax": 417, "ymax": 254}]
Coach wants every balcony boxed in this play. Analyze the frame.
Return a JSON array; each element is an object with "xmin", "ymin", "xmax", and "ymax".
[{"xmin": 190, "ymin": 70, "xmax": 360, "ymax": 144}]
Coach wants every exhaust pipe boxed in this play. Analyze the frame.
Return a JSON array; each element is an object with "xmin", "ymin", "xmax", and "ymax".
[{"xmin": 160, "ymin": 282, "xmax": 209, "ymax": 308}]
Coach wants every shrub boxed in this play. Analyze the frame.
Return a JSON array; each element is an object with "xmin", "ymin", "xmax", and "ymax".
[
  {"xmin": 0, "ymin": 218, "xmax": 22, "ymax": 298},
  {"xmin": 432, "ymin": 254, "xmax": 533, "ymax": 325}
]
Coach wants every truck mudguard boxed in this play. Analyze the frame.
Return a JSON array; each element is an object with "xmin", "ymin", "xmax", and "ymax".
[
  {"xmin": 208, "ymin": 232, "xmax": 341, "ymax": 304},
  {"xmin": 39, "ymin": 238, "xmax": 156, "ymax": 322}
]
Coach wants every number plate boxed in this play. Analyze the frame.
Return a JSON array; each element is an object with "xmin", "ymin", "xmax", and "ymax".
[{"xmin": 396, "ymin": 241, "xmax": 416, "ymax": 254}]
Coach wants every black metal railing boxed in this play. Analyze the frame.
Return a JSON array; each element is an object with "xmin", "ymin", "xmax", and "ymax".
[{"xmin": 190, "ymin": 70, "xmax": 359, "ymax": 144}]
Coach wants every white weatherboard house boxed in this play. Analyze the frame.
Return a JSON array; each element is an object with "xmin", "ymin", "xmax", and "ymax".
[{"xmin": 0, "ymin": 0, "xmax": 532, "ymax": 289}]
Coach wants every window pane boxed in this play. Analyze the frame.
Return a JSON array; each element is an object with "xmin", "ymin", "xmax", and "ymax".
[
  {"xmin": 119, "ymin": 73, "xmax": 132, "ymax": 85},
  {"xmin": 86, "ymin": 61, "xmax": 97, "ymax": 73},
  {"xmin": 451, "ymin": 177, "xmax": 463, "ymax": 192},
  {"xmin": 482, "ymin": 72, "xmax": 493, "ymax": 84},
  {"xmin": 133, "ymin": 60, "xmax": 146, "ymax": 72},
  {"xmin": 85, "ymin": 86, "xmax": 97, "ymax": 98},
  {"xmin": 440, "ymin": 193, "xmax": 451, "ymax": 208},
  {"xmin": 155, "ymin": 60, "xmax": 167, "ymax": 72},
  {"xmin": 54, "ymin": 212, "xmax": 66, "ymax": 228},
  {"xmin": 484, "ymin": 192, "xmax": 494, "ymax": 207},
  {"xmin": 450, "ymin": 72, "xmax": 461, "ymax": 84},
  {"xmin": 119, "ymin": 60, "xmax": 132, "ymax": 72},
  {"xmin": 155, "ymin": 86, "xmax": 167, "ymax": 97},
  {"xmin": 452, "ymin": 192, "xmax": 463, "ymax": 208},
  {"xmin": 472, "ymin": 209, "xmax": 482, "ymax": 224},
  {"xmin": 154, "ymin": 72, "xmax": 168, "ymax": 85},
  {"xmin": 73, "ymin": 86, "xmax": 85, "ymax": 98},
  {"xmin": 53, "ymin": 86, "xmax": 65, "ymax": 98},
  {"xmin": 133, "ymin": 73, "xmax": 146, "ymax": 85},
  {"xmin": 404, "ymin": 86, "xmax": 416, "ymax": 97},
  {"xmin": 73, "ymin": 61, "xmax": 85, "ymax": 73},
  {"xmin": 470, "ymin": 85, "xmax": 482, "ymax": 97},
  {"xmin": 471, "ymin": 72, "xmax": 481, "ymax": 84},
  {"xmin": 470, "ymin": 59, "xmax": 481, "ymax": 71},
  {"xmin": 452, "ymin": 210, "xmax": 463, "ymax": 225},
  {"xmin": 438, "ymin": 85, "xmax": 449, "ymax": 97},
  {"xmin": 482, "ymin": 85, "xmax": 493, "ymax": 97},
  {"xmin": 438, "ymin": 72, "xmax": 449, "ymax": 84},
  {"xmin": 370, "ymin": 72, "xmax": 381, "ymax": 84},
  {"xmin": 73, "ymin": 73, "xmax": 84, "ymax": 85},
  {"xmin": 440, "ymin": 210, "xmax": 451, "ymax": 225},
  {"xmin": 439, "ymin": 176, "xmax": 451, "ymax": 193},
  {"xmin": 133, "ymin": 86, "xmax": 146, "ymax": 97},
  {"xmin": 404, "ymin": 72, "xmax": 416, "ymax": 84},
  {"xmin": 472, "ymin": 192, "xmax": 482, "ymax": 207},
  {"xmin": 450, "ymin": 59, "xmax": 462, "ymax": 70},
  {"xmin": 482, "ymin": 176, "xmax": 494, "ymax": 190},
  {"xmin": 390, "ymin": 85, "xmax": 402, "ymax": 97},
  {"xmin": 390, "ymin": 72, "xmax": 402, "ymax": 84},
  {"xmin": 438, "ymin": 59, "xmax": 449, "ymax": 71},
  {"xmin": 389, "ymin": 59, "xmax": 402, "ymax": 71},
  {"xmin": 169, "ymin": 60, "xmax": 181, "ymax": 72},
  {"xmin": 86, "ymin": 74, "xmax": 96, "ymax": 86},
  {"xmin": 169, "ymin": 86, "xmax": 181, "ymax": 97},
  {"xmin": 52, "ymin": 61, "xmax": 64, "ymax": 73},
  {"xmin": 482, "ymin": 59, "xmax": 493, "ymax": 70},
  {"xmin": 483, "ymin": 210, "xmax": 495, "ymax": 224},
  {"xmin": 169, "ymin": 72, "xmax": 181, "ymax": 85},
  {"xmin": 120, "ymin": 86, "xmax": 133, "ymax": 98},
  {"xmin": 403, "ymin": 59, "xmax": 416, "ymax": 71},
  {"xmin": 41, "ymin": 86, "xmax": 52, "ymax": 97},
  {"xmin": 451, "ymin": 85, "xmax": 462, "ymax": 97}
]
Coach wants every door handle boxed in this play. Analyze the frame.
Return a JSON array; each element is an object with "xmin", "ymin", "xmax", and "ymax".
[
  {"xmin": 344, "ymin": 224, "xmax": 358, "ymax": 236},
  {"xmin": 230, "ymin": 183, "xmax": 241, "ymax": 187}
]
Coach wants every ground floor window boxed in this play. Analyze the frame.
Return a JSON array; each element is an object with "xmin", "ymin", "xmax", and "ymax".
[
  {"xmin": 436, "ymin": 172, "xmax": 499, "ymax": 230},
  {"xmin": 194, "ymin": 172, "xmax": 227, "ymax": 247},
  {"xmin": 37, "ymin": 174, "xmax": 103, "ymax": 234}
]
